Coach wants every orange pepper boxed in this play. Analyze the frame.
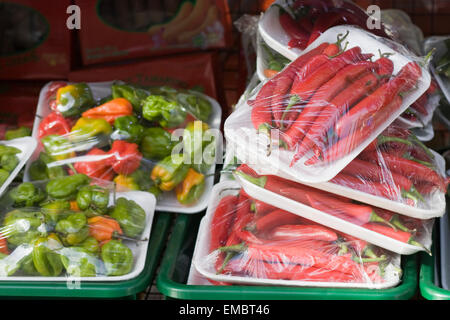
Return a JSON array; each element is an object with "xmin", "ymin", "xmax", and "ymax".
[
  {"xmin": 0, "ymin": 233, "xmax": 9, "ymax": 255},
  {"xmin": 82, "ymin": 98, "xmax": 133, "ymax": 125},
  {"xmin": 264, "ymin": 69, "xmax": 279, "ymax": 78},
  {"xmin": 88, "ymin": 216, "xmax": 123, "ymax": 242},
  {"xmin": 70, "ymin": 201, "xmax": 80, "ymax": 211}
]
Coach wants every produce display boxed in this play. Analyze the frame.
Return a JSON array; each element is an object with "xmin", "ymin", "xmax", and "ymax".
[
  {"xmin": 0, "ymin": 145, "xmax": 21, "ymax": 187},
  {"xmin": 0, "ymin": 174, "xmax": 150, "ymax": 278},
  {"xmin": 28, "ymin": 81, "xmax": 217, "ymax": 207}
]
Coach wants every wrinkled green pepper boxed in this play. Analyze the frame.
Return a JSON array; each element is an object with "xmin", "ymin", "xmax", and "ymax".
[
  {"xmin": 41, "ymin": 135, "xmax": 75, "ymax": 161},
  {"xmin": 69, "ymin": 117, "xmax": 113, "ymax": 143},
  {"xmin": 56, "ymin": 83, "xmax": 95, "ymax": 118},
  {"xmin": 0, "ymin": 145, "xmax": 20, "ymax": 157},
  {"xmin": 129, "ymin": 169, "xmax": 162, "ymax": 197},
  {"xmin": 9, "ymin": 182, "xmax": 46, "ymax": 207},
  {"xmin": 111, "ymin": 83, "xmax": 149, "ymax": 113},
  {"xmin": 32, "ymin": 233, "xmax": 63, "ymax": 276},
  {"xmin": 60, "ymin": 247, "xmax": 99, "ymax": 277},
  {"xmin": 0, "ymin": 169, "xmax": 9, "ymax": 186},
  {"xmin": 2, "ymin": 210, "xmax": 46, "ymax": 247},
  {"xmin": 40, "ymin": 200, "xmax": 71, "ymax": 225},
  {"xmin": 1, "ymin": 154, "xmax": 19, "ymax": 172},
  {"xmin": 28, "ymin": 152, "xmax": 67, "ymax": 181},
  {"xmin": 109, "ymin": 197, "xmax": 146, "ymax": 238},
  {"xmin": 112, "ymin": 115, "xmax": 144, "ymax": 144},
  {"xmin": 54, "ymin": 212, "xmax": 89, "ymax": 246},
  {"xmin": 76, "ymin": 185, "xmax": 110, "ymax": 216},
  {"xmin": 46, "ymin": 174, "xmax": 90, "ymax": 200},
  {"xmin": 4, "ymin": 126, "xmax": 31, "ymax": 140},
  {"xmin": 101, "ymin": 240, "xmax": 133, "ymax": 276},
  {"xmin": 20, "ymin": 253, "xmax": 40, "ymax": 276},
  {"xmin": 142, "ymin": 95, "xmax": 187, "ymax": 128},
  {"xmin": 140, "ymin": 127, "xmax": 175, "ymax": 160},
  {"xmin": 150, "ymin": 154, "xmax": 189, "ymax": 191},
  {"xmin": 182, "ymin": 120, "xmax": 215, "ymax": 174},
  {"xmin": 76, "ymin": 236, "xmax": 99, "ymax": 255},
  {"xmin": 180, "ymin": 92, "xmax": 212, "ymax": 122}
]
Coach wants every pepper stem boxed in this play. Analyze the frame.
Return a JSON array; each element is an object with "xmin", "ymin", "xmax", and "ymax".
[
  {"xmin": 377, "ymin": 135, "xmax": 414, "ymax": 148},
  {"xmin": 337, "ymin": 242, "xmax": 348, "ymax": 256},
  {"xmin": 408, "ymin": 134, "xmax": 435, "ymax": 159},
  {"xmin": 250, "ymin": 202, "xmax": 256, "ymax": 212},
  {"xmin": 218, "ymin": 242, "xmax": 247, "ymax": 253},
  {"xmin": 362, "ymin": 245, "xmax": 378, "ymax": 259},
  {"xmin": 352, "ymin": 254, "xmax": 387, "ymax": 263},
  {"xmin": 369, "ymin": 211, "xmax": 397, "ymax": 230},
  {"xmin": 391, "ymin": 214, "xmax": 416, "ymax": 233},
  {"xmin": 280, "ymin": 95, "xmax": 301, "ymax": 130},
  {"xmin": 216, "ymin": 251, "xmax": 236, "ymax": 275},
  {"xmin": 335, "ymin": 30, "xmax": 350, "ymax": 50},
  {"xmin": 234, "ymin": 171, "xmax": 267, "ymax": 188},
  {"xmin": 402, "ymin": 153, "xmax": 435, "ymax": 170},
  {"xmin": 409, "ymin": 239, "xmax": 432, "ymax": 256},
  {"xmin": 67, "ymin": 163, "xmax": 77, "ymax": 174},
  {"xmin": 410, "ymin": 186, "xmax": 425, "ymax": 203},
  {"xmin": 257, "ymin": 123, "xmax": 273, "ymax": 156}
]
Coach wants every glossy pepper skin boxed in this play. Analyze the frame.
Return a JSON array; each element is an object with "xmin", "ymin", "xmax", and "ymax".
[
  {"xmin": 109, "ymin": 197, "xmax": 146, "ymax": 238},
  {"xmin": 151, "ymin": 154, "xmax": 190, "ymax": 191},
  {"xmin": 29, "ymin": 152, "xmax": 67, "ymax": 181},
  {"xmin": 69, "ymin": 117, "xmax": 112, "ymax": 143},
  {"xmin": 2, "ymin": 209, "xmax": 46, "ymax": 247},
  {"xmin": 183, "ymin": 121, "xmax": 215, "ymax": 174},
  {"xmin": 129, "ymin": 169, "xmax": 162, "ymax": 197},
  {"xmin": 20, "ymin": 254, "xmax": 40, "ymax": 276},
  {"xmin": 41, "ymin": 135, "xmax": 75, "ymax": 161},
  {"xmin": 113, "ymin": 174, "xmax": 140, "ymax": 191},
  {"xmin": 111, "ymin": 83, "xmax": 150, "ymax": 113},
  {"xmin": 76, "ymin": 185, "xmax": 110, "ymax": 216},
  {"xmin": 112, "ymin": 115, "xmax": 144, "ymax": 144},
  {"xmin": 5, "ymin": 126, "xmax": 31, "ymax": 140},
  {"xmin": 180, "ymin": 92, "xmax": 212, "ymax": 122},
  {"xmin": 101, "ymin": 240, "xmax": 133, "ymax": 276},
  {"xmin": 0, "ymin": 154, "xmax": 19, "ymax": 172},
  {"xmin": 9, "ymin": 182, "xmax": 46, "ymax": 207},
  {"xmin": 56, "ymin": 83, "xmax": 95, "ymax": 118},
  {"xmin": 88, "ymin": 216, "xmax": 123, "ymax": 242},
  {"xmin": 142, "ymin": 95, "xmax": 187, "ymax": 128},
  {"xmin": 73, "ymin": 148, "xmax": 113, "ymax": 180},
  {"xmin": 106, "ymin": 140, "xmax": 142, "ymax": 175},
  {"xmin": 46, "ymin": 174, "xmax": 90, "ymax": 200},
  {"xmin": 60, "ymin": 247, "xmax": 98, "ymax": 277},
  {"xmin": 82, "ymin": 98, "xmax": 133, "ymax": 125},
  {"xmin": 40, "ymin": 200, "xmax": 71, "ymax": 225},
  {"xmin": 32, "ymin": 233, "xmax": 64, "ymax": 277},
  {"xmin": 76, "ymin": 236, "xmax": 99, "ymax": 255},
  {"xmin": 175, "ymin": 168, "xmax": 205, "ymax": 205},
  {"xmin": 140, "ymin": 127, "xmax": 174, "ymax": 160},
  {"xmin": 38, "ymin": 112, "xmax": 71, "ymax": 140},
  {"xmin": 55, "ymin": 212, "xmax": 89, "ymax": 246}
]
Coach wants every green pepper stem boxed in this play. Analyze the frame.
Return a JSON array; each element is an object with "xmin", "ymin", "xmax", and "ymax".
[
  {"xmin": 390, "ymin": 214, "xmax": 416, "ymax": 233},
  {"xmin": 234, "ymin": 171, "xmax": 267, "ymax": 188},
  {"xmin": 369, "ymin": 211, "xmax": 397, "ymax": 230},
  {"xmin": 113, "ymin": 232, "xmax": 148, "ymax": 242},
  {"xmin": 409, "ymin": 239, "xmax": 431, "ymax": 256},
  {"xmin": 352, "ymin": 254, "xmax": 387, "ymax": 263},
  {"xmin": 402, "ymin": 153, "xmax": 436, "ymax": 170},
  {"xmin": 335, "ymin": 31, "xmax": 350, "ymax": 50},
  {"xmin": 362, "ymin": 245, "xmax": 378, "ymax": 259},
  {"xmin": 337, "ymin": 242, "xmax": 348, "ymax": 256},
  {"xmin": 408, "ymin": 134, "xmax": 435, "ymax": 159},
  {"xmin": 250, "ymin": 202, "xmax": 256, "ymax": 212},
  {"xmin": 280, "ymin": 95, "xmax": 301, "ymax": 130},
  {"xmin": 67, "ymin": 163, "xmax": 77, "ymax": 174},
  {"xmin": 378, "ymin": 135, "xmax": 413, "ymax": 148},
  {"xmin": 410, "ymin": 186, "xmax": 425, "ymax": 203},
  {"xmin": 218, "ymin": 242, "xmax": 247, "ymax": 253},
  {"xmin": 216, "ymin": 251, "xmax": 236, "ymax": 275}
]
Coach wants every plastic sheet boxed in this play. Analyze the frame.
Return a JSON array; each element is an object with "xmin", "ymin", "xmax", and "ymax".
[
  {"xmin": 424, "ymin": 36, "xmax": 450, "ymax": 106},
  {"xmin": 193, "ymin": 181, "xmax": 402, "ymax": 288}
]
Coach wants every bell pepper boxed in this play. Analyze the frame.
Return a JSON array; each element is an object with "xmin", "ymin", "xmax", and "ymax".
[
  {"xmin": 151, "ymin": 154, "xmax": 190, "ymax": 191},
  {"xmin": 112, "ymin": 115, "xmax": 144, "ymax": 144},
  {"xmin": 45, "ymin": 173, "xmax": 91, "ymax": 200},
  {"xmin": 20, "ymin": 253, "xmax": 40, "ymax": 276},
  {"xmin": 82, "ymin": 98, "xmax": 133, "ymax": 125},
  {"xmin": 109, "ymin": 197, "xmax": 146, "ymax": 238},
  {"xmin": 60, "ymin": 247, "xmax": 99, "ymax": 277},
  {"xmin": 0, "ymin": 154, "xmax": 19, "ymax": 173},
  {"xmin": 111, "ymin": 83, "xmax": 150, "ymax": 113},
  {"xmin": 40, "ymin": 200, "xmax": 71, "ymax": 225},
  {"xmin": 140, "ymin": 127, "xmax": 175, "ymax": 160},
  {"xmin": 73, "ymin": 148, "xmax": 114, "ymax": 180},
  {"xmin": 88, "ymin": 216, "xmax": 123, "ymax": 242},
  {"xmin": 5, "ymin": 126, "xmax": 31, "ymax": 140},
  {"xmin": 182, "ymin": 120, "xmax": 215, "ymax": 173},
  {"xmin": 106, "ymin": 140, "xmax": 142, "ymax": 175},
  {"xmin": 180, "ymin": 92, "xmax": 212, "ymax": 122},
  {"xmin": 101, "ymin": 239, "xmax": 133, "ymax": 276},
  {"xmin": 113, "ymin": 174, "xmax": 140, "ymax": 191},
  {"xmin": 175, "ymin": 168, "xmax": 205, "ymax": 205},
  {"xmin": 142, "ymin": 95, "xmax": 187, "ymax": 128},
  {"xmin": 76, "ymin": 185, "xmax": 110, "ymax": 216},
  {"xmin": 41, "ymin": 134, "xmax": 76, "ymax": 161},
  {"xmin": 56, "ymin": 83, "xmax": 95, "ymax": 118},
  {"xmin": 31, "ymin": 233, "xmax": 64, "ymax": 277},
  {"xmin": 55, "ymin": 212, "xmax": 89, "ymax": 246},
  {"xmin": 2, "ymin": 210, "xmax": 46, "ymax": 247},
  {"xmin": 76, "ymin": 236, "xmax": 100, "ymax": 255},
  {"xmin": 69, "ymin": 117, "xmax": 112, "ymax": 143},
  {"xmin": 0, "ymin": 169, "xmax": 9, "ymax": 186},
  {"xmin": 38, "ymin": 112, "xmax": 71, "ymax": 140},
  {"xmin": 33, "ymin": 152, "xmax": 67, "ymax": 180},
  {"xmin": 129, "ymin": 169, "xmax": 162, "ymax": 197},
  {"xmin": 0, "ymin": 145, "xmax": 20, "ymax": 157},
  {"xmin": 9, "ymin": 182, "xmax": 46, "ymax": 207}
]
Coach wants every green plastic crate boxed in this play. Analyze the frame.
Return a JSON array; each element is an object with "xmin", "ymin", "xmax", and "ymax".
[
  {"xmin": 0, "ymin": 212, "xmax": 172, "ymax": 299},
  {"xmin": 156, "ymin": 213, "xmax": 419, "ymax": 300}
]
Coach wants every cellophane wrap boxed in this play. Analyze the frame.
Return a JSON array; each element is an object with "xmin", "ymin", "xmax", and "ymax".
[
  {"xmin": 200, "ymin": 186, "xmax": 402, "ymax": 287},
  {"xmin": 27, "ymin": 81, "xmax": 218, "ymax": 207},
  {"xmin": 424, "ymin": 35, "xmax": 450, "ymax": 100},
  {"xmin": 0, "ymin": 177, "xmax": 149, "ymax": 278},
  {"xmin": 234, "ymin": 164, "xmax": 434, "ymax": 253},
  {"xmin": 225, "ymin": 25, "xmax": 431, "ymax": 184}
]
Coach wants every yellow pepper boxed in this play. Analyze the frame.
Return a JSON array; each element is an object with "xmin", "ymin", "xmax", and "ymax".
[
  {"xmin": 114, "ymin": 174, "xmax": 140, "ymax": 191},
  {"xmin": 175, "ymin": 168, "xmax": 205, "ymax": 205},
  {"xmin": 69, "ymin": 117, "xmax": 113, "ymax": 142}
]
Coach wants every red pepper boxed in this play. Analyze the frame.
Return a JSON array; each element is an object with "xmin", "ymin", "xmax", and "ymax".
[
  {"xmin": 337, "ymin": 232, "xmax": 378, "ymax": 259},
  {"xmin": 45, "ymin": 81, "xmax": 67, "ymax": 102},
  {"xmin": 82, "ymin": 97, "xmax": 133, "ymax": 125},
  {"xmin": 251, "ymin": 200, "xmax": 278, "ymax": 217},
  {"xmin": 374, "ymin": 208, "xmax": 417, "ymax": 233},
  {"xmin": 410, "ymin": 92, "xmax": 428, "ymax": 116},
  {"xmin": 0, "ymin": 233, "xmax": 9, "ymax": 255},
  {"xmin": 250, "ymin": 209, "xmax": 306, "ymax": 234},
  {"xmin": 210, "ymin": 195, "xmax": 238, "ymax": 252},
  {"xmin": 106, "ymin": 140, "xmax": 142, "ymax": 175},
  {"xmin": 73, "ymin": 148, "xmax": 114, "ymax": 180},
  {"xmin": 38, "ymin": 112, "xmax": 71, "ymax": 140},
  {"xmin": 268, "ymin": 224, "xmax": 338, "ymax": 242},
  {"xmin": 307, "ymin": 12, "xmax": 346, "ymax": 46},
  {"xmin": 276, "ymin": 6, "xmax": 309, "ymax": 50}
]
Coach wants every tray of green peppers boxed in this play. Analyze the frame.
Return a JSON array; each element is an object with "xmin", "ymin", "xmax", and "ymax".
[
  {"xmin": 24, "ymin": 81, "xmax": 222, "ymax": 213},
  {"xmin": 0, "ymin": 174, "xmax": 156, "ymax": 281},
  {"xmin": 0, "ymin": 137, "xmax": 37, "ymax": 198}
]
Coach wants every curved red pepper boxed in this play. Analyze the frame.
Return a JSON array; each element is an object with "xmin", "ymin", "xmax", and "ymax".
[
  {"xmin": 73, "ymin": 148, "xmax": 114, "ymax": 180},
  {"xmin": 38, "ymin": 112, "xmax": 71, "ymax": 140},
  {"xmin": 106, "ymin": 140, "xmax": 142, "ymax": 175}
]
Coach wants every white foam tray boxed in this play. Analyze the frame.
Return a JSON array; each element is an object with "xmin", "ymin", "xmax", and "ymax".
[
  {"xmin": 0, "ymin": 137, "xmax": 37, "ymax": 197},
  {"xmin": 225, "ymin": 25, "xmax": 431, "ymax": 184},
  {"xmin": 0, "ymin": 190, "xmax": 156, "ymax": 281},
  {"xmin": 193, "ymin": 181, "xmax": 402, "ymax": 289},
  {"xmin": 24, "ymin": 81, "xmax": 222, "ymax": 214}
]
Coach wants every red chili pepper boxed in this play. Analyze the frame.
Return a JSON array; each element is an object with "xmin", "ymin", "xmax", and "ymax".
[
  {"xmin": 210, "ymin": 195, "xmax": 238, "ymax": 252},
  {"xmin": 268, "ymin": 224, "xmax": 338, "ymax": 242},
  {"xmin": 374, "ymin": 208, "xmax": 417, "ymax": 233},
  {"xmin": 337, "ymin": 232, "xmax": 377, "ymax": 259},
  {"xmin": 250, "ymin": 209, "xmax": 306, "ymax": 234},
  {"xmin": 251, "ymin": 200, "xmax": 278, "ymax": 217},
  {"xmin": 38, "ymin": 112, "xmax": 71, "ymax": 140},
  {"xmin": 106, "ymin": 140, "xmax": 142, "ymax": 175},
  {"xmin": 307, "ymin": 12, "xmax": 346, "ymax": 46},
  {"xmin": 415, "ymin": 182, "xmax": 438, "ymax": 196},
  {"xmin": 73, "ymin": 148, "xmax": 114, "ymax": 180},
  {"xmin": 410, "ymin": 92, "xmax": 428, "ymax": 116}
]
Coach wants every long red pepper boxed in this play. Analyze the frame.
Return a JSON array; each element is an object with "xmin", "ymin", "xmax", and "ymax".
[
  {"xmin": 210, "ymin": 195, "xmax": 238, "ymax": 252},
  {"xmin": 250, "ymin": 209, "xmax": 306, "ymax": 233},
  {"xmin": 251, "ymin": 200, "xmax": 278, "ymax": 217},
  {"xmin": 337, "ymin": 232, "xmax": 378, "ymax": 259},
  {"xmin": 374, "ymin": 208, "xmax": 417, "ymax": 233},
  {"xmin": 268, "ymin": 224, "xmax": 338, "ymax": 242}
]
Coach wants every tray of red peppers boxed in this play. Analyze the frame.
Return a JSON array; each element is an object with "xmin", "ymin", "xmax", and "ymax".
[
  {"xmin": 193, "ymin": 181, "xmax": 402, "ymax": 288},
  {"xmin": 23, "ymin": 81, "xmax": 222, "ymax": 214},
  {"xmin": 225, "ymin": 25, "xmax": 431, "ymax": 184}
]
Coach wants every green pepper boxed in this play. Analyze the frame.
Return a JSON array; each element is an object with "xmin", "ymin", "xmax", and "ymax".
[
  {"xmin": 9, "ymin": 182, "xmax": 46, "ymax": 207},
  {"xmin": 0, "ymin": 168, "xmax": 9, "ymax": 186},
  {"xmin": 0, "ymin": 154, "xmax": 19, "ymax": 172},
  {"xmin": 2, "ymin": 210, "xmax": 46, "ymax": 247},
  {"xmin": 46, "ymin": 174, "xmax": 90, "ymax": 200},
  {"xmin": 111, "ymin": 83, "xmax": 150, "ymax": 113},
  {"xmin": 0, "ymin": 145, "xmax": 20, "ymax": 157},
  {"xmin": 39, "ymin": 152, "xmax": 67, "ymax": 179},
  {"xmin": 112, "ymin": 115, "xmax": 144, "ymax": 144},
  {"xmin": 41, "ymin": 135, "xmax": 76, "ymax": 161},
  {"xmin": 40, "ymin": 200, "xmax": 71, "ymax": 225},
  {"xmin": 109, "ymin": 197, "xmax": 146, "ymax": 238},
  {"xmin": 76, "ymin": 185, "xmax": 110, "ymax": 216},
  {"xmin": 4, "ymin": 126, "xmax": 31, "ymax": 140},
  {"xmin": 142, "ymin": 95, "xmax": 187, "ymax": 128},
  {"xmin": 150, "ymin": 154, "xmax": 190, "ymax": 191},
  {"xmin": 56, "ymin": 83, "xmax": 95, "ymax": 117},
  {"xmin": 140, "ymin": 127, "xmax": 175, "ymax": 160},
  {"xmin": 76, "ymin": 236, "xmax": 99, "ymax": 255},
  {"xmin": 101, "ymin": 240, "xmax": 133, "ymax": 276},
  {"xmin": 54, "ymin": 212, "xmax": 89, "ymax": 246},
  {"xmin": 129, "ymin": 169, "xmax": 162, "ymax": 197},
  {"xmin": 179, "ymin": 92, "xmax": 212, "ymax": 122},
  {"xmin": 20, "ymin": 252, "xmax": 40, "ymax": 276},
  {"xmin": 32, "ymin": 233, "xmax": 63, "ymax": 276},
  {"xmin": 69, "ymin": 117, "xmax": 113, "ymax": 143},
  {"xmin": 182, "ymin": 121, "xmax": 215, "ymax": 173},
  {"xmin": 60, "ymin": 247, "xmax": 99, "ymax": 277}
]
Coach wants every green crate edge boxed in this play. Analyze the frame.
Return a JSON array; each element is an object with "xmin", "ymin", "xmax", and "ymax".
[
  {"xmin": 0, "ymin": 212, "xmax": 172, "ymax": 299},
  {"xmin": 156, "ymin": 213, "xmax": 419, "ymax": 300}
]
